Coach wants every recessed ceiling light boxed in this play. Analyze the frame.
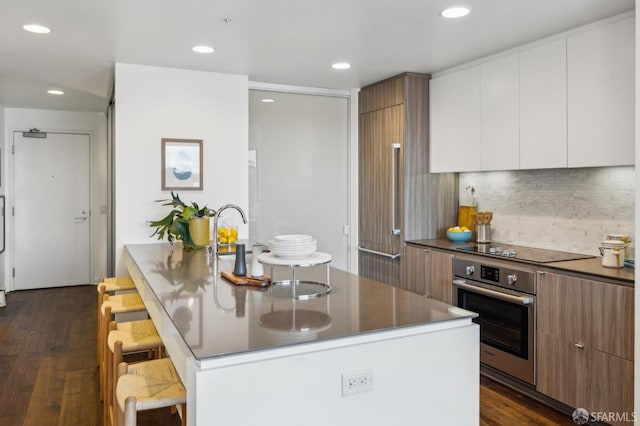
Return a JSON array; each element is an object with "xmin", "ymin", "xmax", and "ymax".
[
  {"xmin": 261, "ymin": 98, "xmax": 275, "ymax": 103},
  {"xmin": 441, "ymin": 6, "xmax": 471, "ymax": 18},
  {"xmin": 23, "ymin": 24, "xmax": 51, "ymax": 34},
  {"xmin": 47, "ymin": 87, "xmax": 64, "ymax": 95},
  {"xmin": 332, "ymin": 62, "xmax": 351, "ymax": 70},
  {"xmin": 192, "ymin": 45, "xmax": 214, "ymax": 54}
]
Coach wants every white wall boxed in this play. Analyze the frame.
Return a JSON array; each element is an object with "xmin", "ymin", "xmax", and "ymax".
[
  {"xmin": 460, "ymin": 167, "xmax": 635, "ymax": 256},
  {"xmin": 3, "ymin": 108, "xmax": 107, "ymax": 288},
  {"xmin": 114, "ymin": 63, "xmax": 249, "ymax": 275}
]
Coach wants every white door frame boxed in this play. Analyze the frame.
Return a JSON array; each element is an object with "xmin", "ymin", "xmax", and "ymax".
[{"xmin": 7, "ymin": 128, "xmax": 95, "ymax": 292}]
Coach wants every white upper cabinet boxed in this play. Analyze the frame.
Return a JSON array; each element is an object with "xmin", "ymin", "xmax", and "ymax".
[
  {"xmin": 429, "ymin": 66, "xmax": 481, "ymax": 173},
  {"xmin": 567, "ymin": 17, "xmax": 635, "ymax": 167},
  {"xmin": 429, "ymin": 14, "xmax": 633, "ymax": 173},
  {"xmin": 481, "ymin": 54, "xmax": 520, "ymax": 171},
  {"xmin": 519, "ymin": 38, "xmax": 568, "ymax": 170}
]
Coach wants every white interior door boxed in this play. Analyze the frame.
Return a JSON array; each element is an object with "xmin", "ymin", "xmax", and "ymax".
[{"xmin": 13, "ymin": 131, "xmax": 91, "ymax": 289}]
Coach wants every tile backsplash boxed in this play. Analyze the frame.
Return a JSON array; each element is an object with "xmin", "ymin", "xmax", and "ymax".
[{"xmin": 459, "ymin": 166, "xmax": 635, "ymax": 256}]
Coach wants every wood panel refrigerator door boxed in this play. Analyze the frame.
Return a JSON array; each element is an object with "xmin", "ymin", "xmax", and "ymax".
[
  {"xmin": 358, "ymin": 105, "xmax": 403, "ymax": 254},
  {"xmin": 13, "ymin": 132, "xmax": 91, "ymax": 289}
]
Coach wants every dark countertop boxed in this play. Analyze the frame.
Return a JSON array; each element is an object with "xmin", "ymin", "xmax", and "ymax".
[
  {"xmin": 125, "ymin": 243, "xmax": 476, "ymax": 361},
  {"xmin": 407, "ymin": 239, "xmax": 634, "ymax": 285}
]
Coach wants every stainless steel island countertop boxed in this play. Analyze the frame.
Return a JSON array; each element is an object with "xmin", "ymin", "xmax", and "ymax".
[{"xmin": 124, "ymin": 242, "xmax": 476, "ymax": 361}]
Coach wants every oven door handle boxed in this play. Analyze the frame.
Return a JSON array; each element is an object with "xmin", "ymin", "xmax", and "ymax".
[{"xmin": 453, "ymin": 280, "xmax": 534, "ymax": 305}]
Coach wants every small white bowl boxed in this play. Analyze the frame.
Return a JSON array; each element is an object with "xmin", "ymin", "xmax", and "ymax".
[{"xmin": 273, "ymin": 234, "xmax": 313, "ymax": 243}]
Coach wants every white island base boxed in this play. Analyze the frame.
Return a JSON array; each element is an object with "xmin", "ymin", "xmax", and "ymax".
[{"xmin": 189, "ymin": 321, "xmax": 479, "ymax": 425}]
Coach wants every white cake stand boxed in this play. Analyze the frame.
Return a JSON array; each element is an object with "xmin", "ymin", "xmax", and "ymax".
[{"xmin": 257, "ymin": 252, "xmax": 332, "ymax": 300}]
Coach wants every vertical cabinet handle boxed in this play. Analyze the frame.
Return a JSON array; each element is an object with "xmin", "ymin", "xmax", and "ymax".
[{"xmin": 391, "ymin": 143, "xmax": 401, "ymax": 235}]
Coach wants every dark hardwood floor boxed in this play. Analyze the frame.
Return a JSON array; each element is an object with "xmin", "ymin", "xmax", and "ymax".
[
  {"xmin": 0, "ymin": 286, "xmax": 180, "ymax": 426},
  {"xmin": 0, "ymin": 285, "xmax": 576, "ymax": 425},
  {"xmin": 480, "ymin": 376, "xmax": 576, "ymax": 425}
]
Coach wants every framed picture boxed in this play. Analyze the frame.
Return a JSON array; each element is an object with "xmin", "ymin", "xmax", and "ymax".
[
  {"xmin": 160, "ymin": 293, "xmax": 203, "ymax": 349},
  {"xmin": 161, "ymin": 138, "xmax": 203, "ymax": 190}
]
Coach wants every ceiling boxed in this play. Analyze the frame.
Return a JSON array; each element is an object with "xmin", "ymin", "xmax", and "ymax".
[{"xmin": 0, "ymin": 0, "xmax": 635, "ymax": 113}]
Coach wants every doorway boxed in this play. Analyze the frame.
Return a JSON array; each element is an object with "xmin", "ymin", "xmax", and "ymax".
[
  {"xmin": 12, "ymin": 131, "xmax": 92, "ymax": 290},
  {"xmin": 249, "ymin": 90, "xmax": 350, "ymax": 271}
]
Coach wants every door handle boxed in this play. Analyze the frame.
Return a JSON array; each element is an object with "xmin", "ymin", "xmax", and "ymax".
[
  {"xmin": 74, "ymin": 209, "xmax": 87, "ymax": 221},
  {"xmin": 453, "ymin": 280, "xmax": 534, "ymax": 305},
  {"xmin": 357, "ymin": 246, "xmax": 401, "ymax": 260},
  {"xmin": 391, "ymin": 143, "xmax": 401, "ymax": 235}
]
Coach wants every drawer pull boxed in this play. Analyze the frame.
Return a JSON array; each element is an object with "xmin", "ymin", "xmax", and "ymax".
[{"xmin": 574, "ymin": 343, "xmax": 585, "ymax": 349}]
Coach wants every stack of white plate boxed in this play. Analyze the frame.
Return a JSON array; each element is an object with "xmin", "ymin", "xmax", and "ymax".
[{"xmin": 268, "ymin": 234, "xmax": 317, "ymax": 259}]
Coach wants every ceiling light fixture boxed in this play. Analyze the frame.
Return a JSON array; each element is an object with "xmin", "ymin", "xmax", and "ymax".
[
  {"xmin": 441, "ymin": 6, "xmax": 471, "ymax": 18},
  {"xmin": 261, "ymin": 98, "xmax": 275, "ymax": 103},
  {"xmin": 47, "ymin": 85, "xmax": 64, "ymax": 95},
  {"xmin": 23, "ymin": 24, "xmax": 51, "ymax": 34},
  {"xmin": 192, "ymin": 45, "xmax": 214, "ymax": 54},
  {"xmin": 332, "ymin": 62, "xmax": 351, "ymax": 70}
]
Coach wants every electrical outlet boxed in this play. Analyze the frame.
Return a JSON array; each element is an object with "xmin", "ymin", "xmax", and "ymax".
[{"xmin": 341, "ymin": 369, "xmax": 373, "ymax": 396}]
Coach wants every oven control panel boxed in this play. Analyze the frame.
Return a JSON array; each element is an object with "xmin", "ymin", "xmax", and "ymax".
[
  {"xmin": 453, "ymin": 257, "xmax": 536, "ymax": 294},
  {"xmin": 480, "ymin": 265, "xmax": 499, "ymax": 282}
]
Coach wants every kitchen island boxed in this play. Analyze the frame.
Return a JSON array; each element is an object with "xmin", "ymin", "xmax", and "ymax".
[{"xmin": 124, "ymin": 243, "xmax": 479, "ymax": 426}]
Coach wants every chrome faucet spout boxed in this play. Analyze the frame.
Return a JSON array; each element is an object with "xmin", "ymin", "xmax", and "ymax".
[{"xmin": 212, "ymin": 204, "xmax": 248, "ymax": 259}]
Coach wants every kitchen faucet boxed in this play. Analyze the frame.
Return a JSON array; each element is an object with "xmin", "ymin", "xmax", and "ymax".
[{"xmin": 212, "ymin": 204, "xmax": 248, "ymax": 259}]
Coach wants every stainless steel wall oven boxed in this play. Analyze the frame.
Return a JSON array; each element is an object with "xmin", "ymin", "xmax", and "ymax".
[{"xmin": 453, "ymin": 257, "xmax": 536, "ymax": 385}]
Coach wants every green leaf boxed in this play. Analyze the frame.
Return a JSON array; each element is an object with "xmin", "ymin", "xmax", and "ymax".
[{"xmin": 182, "ymin": 206, "xmax": 197, "ymax": 221}]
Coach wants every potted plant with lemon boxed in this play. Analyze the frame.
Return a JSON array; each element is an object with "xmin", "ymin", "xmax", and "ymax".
[{"xmin": 149, "ymin": 192, "xmax": 216, "ymax": 251}]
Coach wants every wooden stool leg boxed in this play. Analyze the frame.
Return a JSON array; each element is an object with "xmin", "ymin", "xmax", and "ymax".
[
  {"xmin": 100, "ymin": 302, "xmax": 112, "ymax": 401},
  {"xmin": 97, "ymin": 285, "xmax": 105, "ymax": 366},
  {"xmin": 180, "ymin": 403, "xmax": 187, "ymax": 426},
  {"xmin": 115, "ymin": 362, "xmax": 128, "ymax": 426},
  {"xmin": 108, "ymin": 339, "xmax": 124, "ymax": 426},
  {"xmin": 103, "ymin": 321, "xmax": 117, "ymax": 410},
  {"xmin": 124, "ymin": 396, "xmax": 138, "ymax": 426}
]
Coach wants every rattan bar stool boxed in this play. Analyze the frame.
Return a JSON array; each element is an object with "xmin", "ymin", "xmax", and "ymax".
[
  {"xmin": 116, "ymin": 358, "xmax": 186, "ymax": 426},
  {"xmin": 99, "ymin": 293, "xmax": 147, "ymax": 400},
  {"xmin": 104, "ymin": 319, "xmax": 164, "ymax": 426},
  {"xmin": 97, "ymin": 277, "xmax": 137, "ymax": 366}
]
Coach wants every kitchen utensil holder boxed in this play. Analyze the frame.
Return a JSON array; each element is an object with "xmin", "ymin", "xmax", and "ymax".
[{"xmin": 476, "ymin": 224, "xmax": 491, "ymax": 244}]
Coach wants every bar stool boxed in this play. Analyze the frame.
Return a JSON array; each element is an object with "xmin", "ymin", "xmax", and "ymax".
[
  {"xmin": 116, "ymin": 358, "xmax": 187, "ymax": 426},
  {"xmin": 104, "ymin": 319, "xmax": 164, "ymax": 426},
  {"xmin": 99, "ymin": 293, "xmax": 147, "ymax": 400},
  {"xmin": 97, "ymin": 277, "xmax": 137, "ymax": 366}
]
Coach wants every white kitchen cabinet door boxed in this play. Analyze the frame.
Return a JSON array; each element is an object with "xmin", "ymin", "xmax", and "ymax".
[
  {"xmin": 429, "ymin": 66, "xmax": 481, "ymax": 173},
  {"xmin": 567, "ymin": 18, "xmax": 635, "ymax": 168},
  {"xmin": 519, "ymin": 39, "xmax": 567, "ymax": 170},
  {"xmin": 481, "ymin": 54, "xmax": 520, "ymax": 171}
]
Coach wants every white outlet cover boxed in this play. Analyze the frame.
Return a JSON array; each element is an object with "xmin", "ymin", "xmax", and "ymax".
[{"xmin": 341, "ymin": 368, "xmax": 373, "ymax": 396}]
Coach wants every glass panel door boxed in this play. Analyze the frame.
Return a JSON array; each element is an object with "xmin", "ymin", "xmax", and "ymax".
[{"xmin": 249, "ymin": 90, "xmax": 350, "ymax": 271}]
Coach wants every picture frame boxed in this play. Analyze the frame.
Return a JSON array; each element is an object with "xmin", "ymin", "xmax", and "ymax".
[{"xmin": 161, "ymin": 138, "xmax": 203, "ymax": 190}]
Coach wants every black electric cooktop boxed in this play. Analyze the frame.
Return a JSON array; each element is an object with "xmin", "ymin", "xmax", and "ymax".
[{"xmin": 455, "ymin": 243, "xmax": 596, "ymax": 264}]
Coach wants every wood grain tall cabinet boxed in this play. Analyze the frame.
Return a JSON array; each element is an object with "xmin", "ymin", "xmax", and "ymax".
[{"xmin": 358, "ymin": 73, "xmax": 458, "ymax": 287}]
